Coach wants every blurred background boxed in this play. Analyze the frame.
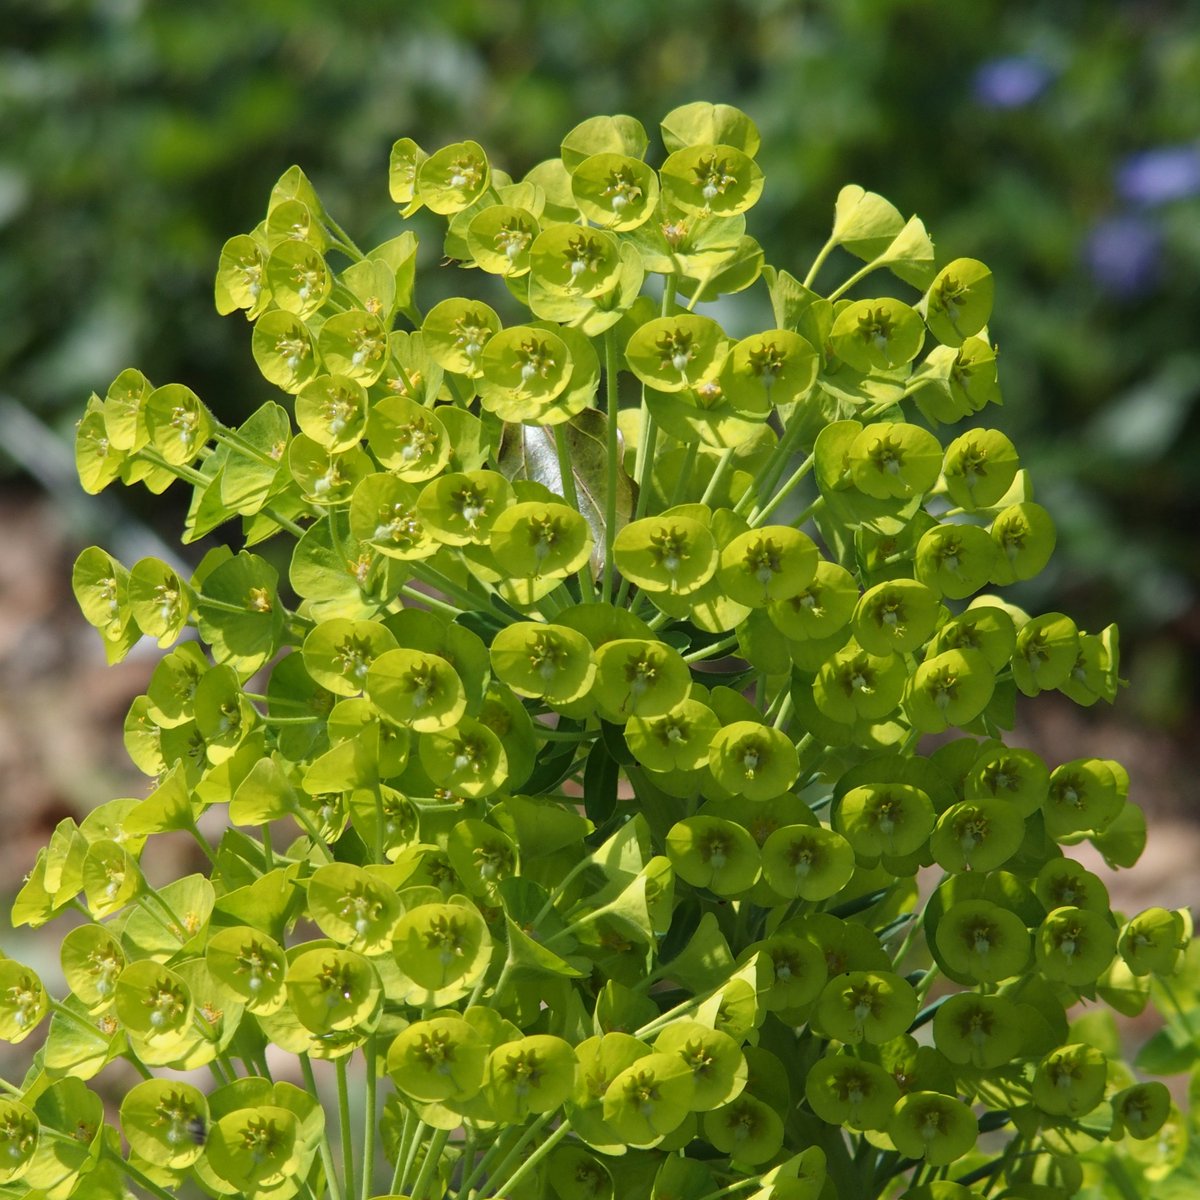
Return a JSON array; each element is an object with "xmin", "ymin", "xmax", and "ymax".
[{"xmin": 1, "ymin": 0, "xmax": 1198, "ymax": 927}]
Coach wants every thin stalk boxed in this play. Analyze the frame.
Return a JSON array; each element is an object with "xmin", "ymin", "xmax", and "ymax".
[
  {"xmin": 398, "ymin": 583, "xmax": 462, "ymax": 617},
  {"xmin": 602, "ymin": 329, "xmax": 621, "ymax": 605},
  {"xmin": 211, "ymin": 425, "xmax": 277, "ymax": 467},
  {"xmin": 292, "ymin": 807, "xmax": 335, "ymax": 863},
  {"xmin": 300, "ymin": 1055, "xmax": 345, "ymax": 1200},
  {"xmin": 135, "ymin": 447, "xmax": 209, "ymax": 488},
  {"xmin": 693, "ymin": 1176, "xmax": 763, "ymax": 1200},
  {"xmin": 668, "ymin": 440, "xmax": 699, "ymax": 508},
  {"xmin": 750, "ymin": 453, "xmax": 815, "ymax": 526},
  {"xmin": 397, "ymin": 1117, "xmax": 430, "ymax": 1194},
  {"xmin": 803, "ymin": 236, "xmax": 837, "ymax": 289},
  {"xmin": 409, "ymin": 1127, "xmax": 450, "ymax": 1200},
  {"xmin": 482, "ymin": 1117, "xmax": 570, "ymax": 1199},
  {"xmin": 186, "ymin": 825, "xmax": 219, "ymax": 869},
  {"xmin": 458, "ymin": 1123, "xmax": 523, "ymax": 1196},
  {"xmin": 100, "ymin": 1144, "xmax": 179, "ymax": 1200},
  {"xmin": 263, "ymin": 506, "xmax": 310, "ymax": 539},
  {"xmin": 827, "ymin": 256, "xmax": 883, "ymax": 303},
  {"xmin": 361, "ymin": 1035, "xmax": 378, "ymax": 1200},
  {"xmin": 683, "ymin": 634, "xmax": 739, "ymax": 664},
  {"xmin": 700, "ymin": 446, "xmax": 737, "ymax": 507},
  {"xmin": 336, "ymin": 1054, "xmax": 356, "ymax": 1200},
  {"xmin": 323, "ymin": 215, "xmax": 366, "ymax": 261}
]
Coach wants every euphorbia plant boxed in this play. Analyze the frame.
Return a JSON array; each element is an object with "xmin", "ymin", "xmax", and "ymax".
[{"xmin": 3, "ymin": 102, "xmax": 1194, "ymax": 1200}]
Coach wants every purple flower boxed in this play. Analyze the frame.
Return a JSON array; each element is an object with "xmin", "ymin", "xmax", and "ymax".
[
  {"xmin": 1084, "ymin": 215, "xmax": 1161, "ymax": 299},
  {"xmin": 972, "ymin": 56, "xmax": 1053, "ymax": 110},
  {"xmin": 1116, "ymin": 145, "xmax": 1200, "ymax": 208}
]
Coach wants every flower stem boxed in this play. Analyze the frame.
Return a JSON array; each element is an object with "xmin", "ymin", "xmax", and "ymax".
[
  {"xmin": 361, "ymin": 1035, "xmax": 378, "ymax": 1200},
  {"xmin": 603, "ymin": 329, "xmax": 621, "ymax": 605},
  {"xmin": 300, "ymin": 1054, "xmax": 345, "ymax": 1200}
]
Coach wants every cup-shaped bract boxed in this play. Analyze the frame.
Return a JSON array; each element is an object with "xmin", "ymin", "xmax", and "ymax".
[
  {"xmin": 709, "ymin": 722, "xmax": 800, "ymax": 801},
  {"xmin": 392, "ymin": 902, "xmax": 491, "ymax": 995},
  {"xmin": 853, "ymin": 579, "xmax": 942, "ymax": 657},
  {"xmin": 760, "ymin": 825, "xmax": 856, "ymax": 902},
  {"xmin": 1112, "ymin": 1081, "xmax": 1171, "ymax": 1140},
  {"xmin": 252, "ymin": 309, "xmax": 319, "ymax": 394},
  {"xmin": 1035, "ymin": 858, "xmax": 1111, "ymax": 915},
  {"xmin": 418, "ymin": 469, "xmax": 515, "ymax": 546},
  {"xmin": 592, "ymin": 638, "xmax": 691, "ymax": 722},
  {"xmin": 965, "ymin": 744, "xmax": 1048, "ymax": 817},
  {"xmin": 467, "ymin": 204, "xmax": 540, "ymax": 277},
  {"xmin": 366, "ymin": 648, "xmax": 466, "ymax": 733},
  {"xmin": 703, "ymin": 1092, "xmax": 784, "ymax": 1165},
  {"xmin": 915, "ymin": 524, "xmax": 998, "ymax": 600},
  {"xmin": 114, "ymin": 960, "xmax": 193, "ymax": 1041},
  {"xmin": 935, "ymin": 899, "xmax": 1031, "ymax": 984},
  {"xmin": 206, "ymin": 925, "xmax": 288, "ymax": 1014},
  {"xmin": 491, "ymin": 621, "xmax": 596, "ymax": 705},
  {"xmin": 419, "ymin": 717, "xmax": 509, "ymax": 798},
  {"xmin": 722, "ymin": 330, "xmax": 818, "ymax": 416},
  {"xmin": 0, "ymin": 963, "xmax": 47, "ymax": 1044},
  {"xmin": 805, "ymin": 1055, "xmax": 900, "ymax": 1130},
  {"xmin": 120, "ymin": 1079, "xmax": 209, "ymax": 1169},
  {"xmin": 1031, "ymin": 1042, "xmax": 1108, "ymax": 1118},
  {"xmin": 653, "ymin": 1019, "xmax": 747, "ymax": 1111},
  {"xmin": 1119, "ymin": 907, "xmax": 1188, "ymax": 976},
  {"xmin": 660, "ymin": 144, "xmax": 763, "ymax": 216},
  {"xmin": 666, "ymin": 816, "xmax": 761, "ymax": 895},
  {"xmin": 930, "ymin": 799, "xmax": 1024, "ymax": 873},
  {"xmin": 750, "ymin": 933, "xmax": 829, "ymax": 1009},
  {"xmin": 1035, "ymin": 906, "xmax": 1118, "ymax": 987},
  {"xmin": 485, "ymin": 1034, "xmax": 578, "ymax": 1123},
  {"xmin": 847, "ymin": 422, "xmax": 942, "ymax": 501},
  {"xmin": 888, "ymin": 1091, "xmax": 977, "ymax": 1165},
  {"xmin": 932, "ymin": 992, "xmax": 1023, "ymax": 1069},
  {"xmin": 303, "ymin": 618, "xmax": 398, "ymax": 697},
  {"xmin": 922, "ymin": 258, "xmax": 994, "ymax": 347},
  {"xmin": 1044, "ymin": 757, "xmax": 1123, "ymax": 839},
  {"xmin": 489, "ymin": 501, "xmax": 594, "ymax": 580},
  {"xmin": 417, "ymin": 140, "xmax": 491, "ymax": 213},
  {"xmin": 60, "ymin": 924, "xmax": 126, "ymax": 1013},
  {"xmin": 941, "ymin": 428, "xmax": 1018, "ymax": 510},
  {"xmin": 387, "ymin": 1015, "xmax": 488, "ymax": 1102},
  {"xmin": 626, "ymin": 314, "xmax": 730, "ymax": 393},
  {"xmin": 767, "ymin": 560, "xmax": 858, "ymax": 641},
  {"xmin": 718, "ymin": 527, "xmax": 817, "ymax": 608},
  {"xmin": 989, "ymin": 501, "xmax": 1056, "ymax": 584},
  {"xmin": 0, "ymin": 1099, "xmax": 39, "ymax": 1185},
  {"xmin": 929, "ymin": 603, "xmax": 1016, "ymax": 672},
  {"xmin": 206, "ymin": 1105, "xmax": 300, "ymax": 1189},
  {"xmin": 572, "ymin": 153, "xmax": 659, "ymax": 230},
  {"xmin": 603, "ymin": 1052, "xmax": 696, "ymax": 1146},
  {"xmin": 306, "ymin": 863, "xmax": 401, "ymax": 954},
  {"xmin": 830, "ymin": 298, "xmax": 925, "ymax": 372},
  {"xmin": 285, "ymin": 946, "xmax": 381, "ymax": 1035},
  {"xmin": 614, "ymin": 515, "xmax": 718, "ymax": 595},
  {"xmin": 813, "ymin": 970, "xmax": 918, "ymax": 1045},
  {"xmin": 837, "ymin": 783, "xmax": 935, "ymax": 859},
  {"xmin": 814, "ymin": 642, "xmax": 907, "ymax": 725},
  {"xmin": 625, "ymin": 699, "xmax": 720, "ymax": 772},
  {"xmin": 904, "ymin": 648, "xmax": 995, "ymax": 734},
  {"xmin": 422, "ymin": 297, "xmax": 502, "ymax": 378}
]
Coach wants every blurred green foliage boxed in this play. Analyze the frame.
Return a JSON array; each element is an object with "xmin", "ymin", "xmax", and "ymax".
[{"xmin": 3, "ymin": 0, "xmax": 1198, "ymax": 722}]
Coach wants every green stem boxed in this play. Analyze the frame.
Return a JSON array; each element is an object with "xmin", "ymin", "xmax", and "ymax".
[
  {"xmin": 827, "ymin": 256, "xmax": 882, "ymax": 302},
  {"xmin": 789, "ymin": 494, "xmax": 826, "ymax": 529},
  {"xmin": 211, "ymin": 426, "xmax": 277, "ymax": 467},
  {"xmin": 683, "ymin": 634, "xmax": 739, "ymax": 664},
  {"xmin": 1103, "ymin": 1157, "xmax": 1144, "ymax": 1200},
  {"xmin": 603, "ymin": 330, "xmax": 621, "ymax": 605},
  {"xmin": 803, "ymin": 236, "xmax": 837, "ymax": 289},
  {"xmin": 101, "ymin": 1144, "xmax": 179, "ymax": 1200},
  {"xmin": 398, "ymin": 583, "xmax": 462, "ymax": 617},
  {"xmin": 336, "ymin": 1054, "xmax": 355, "ymax": 1200},
  {"xmin": 135, "ymin": 447, "xmax": 209, "ymax": 488},
  {"xmin": 409, "ymin": 1127, "xmax": 450, "ymax": 1200},
  {"xmin": 186, "ymin": 825, "xmax": 219, "ymax": 869},
  {"xmin": 668, "ymin": 439, "xmax": 699, "ymax": 508},
  {"xmin": 398, "ymin": 1117, "xmax": 430, "ymax": 1194},
  {"xmin": 263, "ymin": 506, "xmax": 309, "ymax": 539},
  {"xmin": 300, "ymin": 1055, "xmax": 345, "ymax": 1200},
  {"xmin": 291, "ymin": 805, "xmax": 335, "ymax": 863},
  {"xmin": 700, "ymin": 446, "xmax": 737, "ymax": 507},
  {"xmin": 323, "ymin": 215, "xmax": 366, "ymax": 261},
  {"xmin": 361, "ymin": 1035, "xmax": 378, "ymax": 1200},
  {"xmin": 750, "ymin": 453, "xmax": 816, "ymax": 526},
  {"xmin": 693, "ymin": 1176, "xmax": 763, "ymax": 1200},
  {"xmin": 483, "ymin": 1116, "xmax": 570, "ymax": 1198}
]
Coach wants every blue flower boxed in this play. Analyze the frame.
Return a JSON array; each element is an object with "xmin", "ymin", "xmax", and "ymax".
[
  {"xmin": 972, "ymin": 56, "xmax": 1053, "ymax": 110},
  {"xmin": 1083, "ymin": 215, "xmax": 1161, "ymax": 299},
  {"xmin": 1116, "ymin": 145, "xmax": 1200, "ymax": 207}
]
